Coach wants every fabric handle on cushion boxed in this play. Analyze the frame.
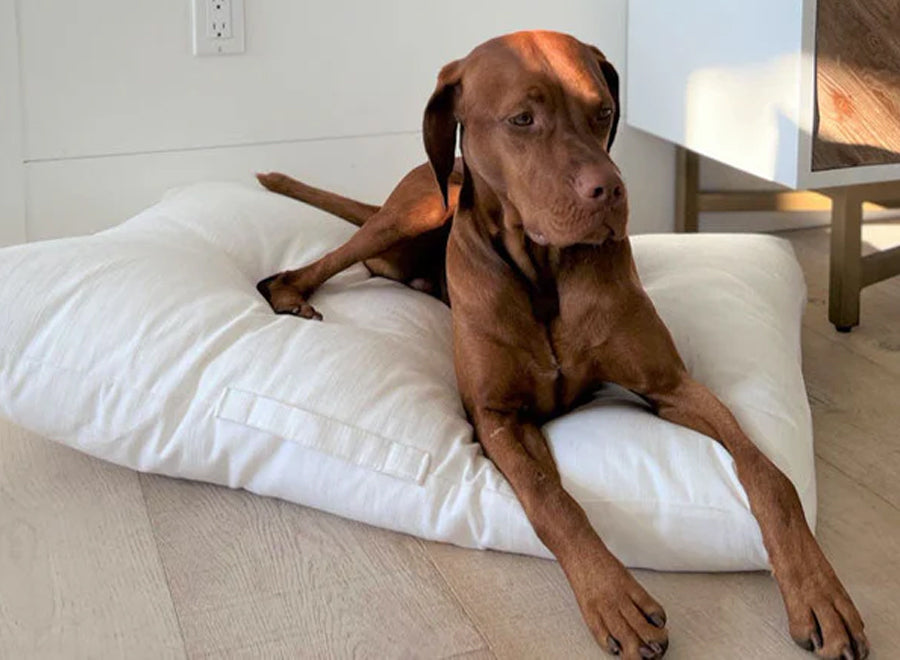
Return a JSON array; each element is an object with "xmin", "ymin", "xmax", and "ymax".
[{"xmin": 215, "ymin": 387, "xmax": 431, "ymax": 484}]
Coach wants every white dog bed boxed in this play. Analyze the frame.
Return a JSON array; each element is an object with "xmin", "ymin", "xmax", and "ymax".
[{"xmin": 0, "ymin": 182, "xmax": 814, "ymax": 571}]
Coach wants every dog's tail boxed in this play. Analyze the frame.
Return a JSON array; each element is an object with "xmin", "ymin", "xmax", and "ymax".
[{"xmin": 256, "ymin": 172, "xmax": 379, "ymax": 227}]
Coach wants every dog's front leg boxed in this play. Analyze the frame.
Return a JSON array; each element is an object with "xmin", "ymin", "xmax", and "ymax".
[
  {"xmin": 257, "ymin": 209, "xmax": 411, "ymax": 319},
  {"xmin": 472, "ymin": 408, "xmax": 669, "ymax": 659},
  {"xmin": 649, "ymin": 377, "xmax": 868, "ymax": 659}
]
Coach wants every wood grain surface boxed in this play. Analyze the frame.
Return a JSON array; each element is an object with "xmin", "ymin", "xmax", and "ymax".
[
  {"xmin": 0, "ymin": 430, "xmax": 185, "ymax": 659},
  {"xmin": 814, "ymin": 0, "xmax": 900, "ymax": 170}
]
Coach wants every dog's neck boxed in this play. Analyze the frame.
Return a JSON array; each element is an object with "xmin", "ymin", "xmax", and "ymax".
[
  {"xmin": 461, "ymin": 165, "xmax": 561, "ymax": 288},
  {"xmin": 456, "ymin": 164, "xmax": 570, "ymax": 323}
]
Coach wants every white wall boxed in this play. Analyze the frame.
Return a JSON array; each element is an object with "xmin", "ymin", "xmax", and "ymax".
[
  {"xmin": 0, "ymin": 0, "xmax": 26, "ymax": 247},
  {"xmin": 1, "ymin": 0, "xmax": 675, "ymax": 244}
]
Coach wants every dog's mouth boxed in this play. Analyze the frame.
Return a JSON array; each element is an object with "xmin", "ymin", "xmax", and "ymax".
[
  {"xmin": 523, "ymin": 207, "xmax": 626, "ymax": 247},
  {"xmin": 525, "ymin": 224, "xmax": 617, "ymax": 248},
  {"xmin": 582, "ymin": 224, "xmax": 615, "ymax": 245},
  {"xmin": 606, "ymin": 223, "xmax": 627, "ymax": 242}
]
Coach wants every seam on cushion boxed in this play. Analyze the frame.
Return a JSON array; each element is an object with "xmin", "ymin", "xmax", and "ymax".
[
  {"xmin": 8, "ymin": 351, "xmax": 165, "ymax": 400},
  {"xmin": 6, "ymin": 352, "xmax": 808, "ymax": 519},
  {"xmin": 106, "ymin": 210, "xmax": 253, "ymax": 284},
  {"xmin": 0, "ymin": 351, "xmax": 166, "ymax": 444},
  {"xmin": 558, "ymin": 498, "xmax": 749, "ymax": 515},
  {"xmin": 424, "ymin": 469, "xmax": 771, "ymax": 517},
  {"xmin": 5, "ymin": 353, "xmax": 808, "ymax": 521},
  {"xmin": 425, "ymin": 469, "xmax": 517, "ymax": 501},
  {"xmin": 215, "ymin": 387, "xmax": 431, "ymax": 485},
  {"xmin": 455, "ymin": 479, "xmax": 770, "ymax": 567}
]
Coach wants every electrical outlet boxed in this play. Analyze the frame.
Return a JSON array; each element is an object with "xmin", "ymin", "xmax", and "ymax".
[
  {"xmin": 192, "ymin": 0, "xmax": 244, "ymax": 56},
  {"xmin": 207, "ymin": 0, "xmax": 233, "ymax": 39}
]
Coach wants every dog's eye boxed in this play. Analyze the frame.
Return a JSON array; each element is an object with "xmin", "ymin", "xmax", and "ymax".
[
  {"xmin": 598, "ymin": 108, "xmax": 614, "ymax": 121},
  {"xmin": 508, "ymin": 112, "xmax": 534, "ymax": 127}
]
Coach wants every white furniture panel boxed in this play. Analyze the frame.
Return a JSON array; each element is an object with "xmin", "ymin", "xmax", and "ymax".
[{"xmin": 627, "ymin": 0, "xmax": 900, "ymax": 189}]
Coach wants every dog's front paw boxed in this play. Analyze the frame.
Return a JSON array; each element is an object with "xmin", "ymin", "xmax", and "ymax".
[
  {"xmin": 779, "ymin": 540, "xmax": 868, "ymax": 659},
  {"xmin": 257, "ymin": 273, "xmax": 323, "ymax": 320},
  {"xmin": 572, "ymin": 560, "xmax": 668, "ymax": 659}
]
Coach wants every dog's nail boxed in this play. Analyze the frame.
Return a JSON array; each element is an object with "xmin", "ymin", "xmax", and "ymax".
[
  {"xmin": 794, "ymin": 637, "xmax": 815, "ymax": 652},
  {"xmin": 856, "ymin": 637, "xmax": 870, "ymax": 660},
  {"xmin": 649, "ymin": 641, "xmax": 664, "ymax": 654},
  {"xmin": 842, "ymin": 647, "xmax": 856, "ymax": 660},
  {"xmin": 648, "ymin": 612, "xmax": 666, "ymax": 628},
  {"xmin": 256, "ymin": 276, "xmax": 275, "ymax": 297},
  {"xmin": 811, "ymin": 630, "xmax": 823, "ymax": 650},
  {"xmin": 639, "ymin": 645, "xmax": 657, "ymax": 658},
  {"xmin": 606, "ymin": 635, "xmax": 620, "ymax": 654}
]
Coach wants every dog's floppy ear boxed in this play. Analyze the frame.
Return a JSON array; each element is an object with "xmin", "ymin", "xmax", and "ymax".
[
  {"xmin": 423, "ymin": 60, "xmax": 463, "ymax": 209},
  {"xmin": 587, "ymin": 46, "xmax": 621, "ymax": 152}
]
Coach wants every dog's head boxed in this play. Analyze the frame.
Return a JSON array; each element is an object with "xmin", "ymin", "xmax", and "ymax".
[{"xmin": 424, "ymin": 31, "xmax": 626, "ymax": 248}]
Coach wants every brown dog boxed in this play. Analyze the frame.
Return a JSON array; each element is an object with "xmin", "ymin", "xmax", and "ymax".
[{"xmin": 257, "ymin": 31, "xmax": 867, "ymax": 660}]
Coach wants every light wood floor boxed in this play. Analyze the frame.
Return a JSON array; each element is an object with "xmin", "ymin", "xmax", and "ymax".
[{"xmin": 2, "ymin": 222, "xmax": 900, "ymax": 659}]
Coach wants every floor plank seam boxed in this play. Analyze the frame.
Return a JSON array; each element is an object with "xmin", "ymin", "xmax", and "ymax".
[
  {"xmin": 440, "ymin": 648, "xmax": 497, "ymax": 660},
  {"xmin": 813, "ymin": 453, "xmax": 900, "ymax": 515},
  {"xmin": 416, "ymin": 539, "xmax": 498, "ymax": 659},
  {"xmin": 137, "ymin": 473, "xmax": 191, "ymax": 660},
  {"xmin": 745, "ymin": 599, "xmax": 796, "ymax": 653},
  {"xmin": 803, "ymin": 319, "xmax": 900, "ymax": 378}
]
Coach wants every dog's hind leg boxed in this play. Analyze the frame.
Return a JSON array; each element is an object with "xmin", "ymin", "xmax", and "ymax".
[{"xmin": 257, "ymin": 164, "xmax": 456, "ymax": 319}]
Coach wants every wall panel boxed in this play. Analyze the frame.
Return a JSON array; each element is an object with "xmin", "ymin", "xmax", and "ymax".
[
  {"xmin": 0, "ymin": 0, "xmax": 26, "ymax": 246},
  {"xmin": 11, "ymin": 0, "xmax": 676, "ymax": 241}
]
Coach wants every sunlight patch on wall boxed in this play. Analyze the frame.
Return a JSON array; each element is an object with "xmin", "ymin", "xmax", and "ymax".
[{"xmin": 684, "ymin": 53, "xmax": 810, "ymax": 187}]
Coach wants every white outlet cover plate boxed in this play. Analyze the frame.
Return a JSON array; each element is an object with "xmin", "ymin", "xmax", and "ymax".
[{"xmin": 192, "ymin": 0, "xmax": 245, "ymax": 56}]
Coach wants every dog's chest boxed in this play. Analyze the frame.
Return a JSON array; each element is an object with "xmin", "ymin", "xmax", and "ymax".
[
  {"xmin": 523, "ymin": 271, "xmax": 636, "ymax": 416},
  {"xmin": 522, "ymin": 299, "xmax": 614, "ymax": 417}
]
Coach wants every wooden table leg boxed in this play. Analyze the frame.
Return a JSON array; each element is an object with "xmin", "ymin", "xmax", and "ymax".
[
  {"xmin": 828, "ymin": 188, "xmax": 863, "ymax": 332},
  {"xmin": 684, "ymin": 175, "xmax": 899, "ymax": 331},
  {"xmin": 675, "ymin": 147, "xmax": 699, "ymax": 233}
]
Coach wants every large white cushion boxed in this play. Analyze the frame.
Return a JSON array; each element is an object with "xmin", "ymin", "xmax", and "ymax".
[{"xmin": 0, "ymin": 182, "xmax": 813, "ymax": 571}]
